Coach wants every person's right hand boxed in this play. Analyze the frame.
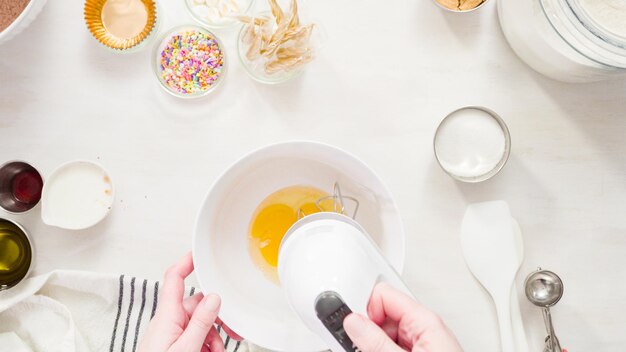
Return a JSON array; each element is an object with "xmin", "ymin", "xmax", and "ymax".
[{"xmin": 343, "ymin": 283, "xmax": 463, "ymax": 352}]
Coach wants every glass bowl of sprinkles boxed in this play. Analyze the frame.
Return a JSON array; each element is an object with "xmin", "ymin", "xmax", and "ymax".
[
  {"xmin": 185, "ymin": 0, "xmax": 256, "ymax": 29},
  {"xmin": 153, "ymin": 25, "xmax": 227, "ymax": 98}
]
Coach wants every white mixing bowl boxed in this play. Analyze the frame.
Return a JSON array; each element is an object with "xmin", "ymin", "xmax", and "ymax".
[
  {"xmin": 0, "ymin": 0, "xmax": 48, "ymax": 46},
  {"xmin": 192, "ymin": 141, "xmax": 405, "ymax": 351}
]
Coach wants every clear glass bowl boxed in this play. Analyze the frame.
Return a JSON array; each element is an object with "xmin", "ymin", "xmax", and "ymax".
[
  {"xmin": 152, "ymin": 25, "xmax": 228, "ymax": 98},
  {"xmin": 237, "ymin": 12, "xmax": 311, "ymax": 85},
  {"xmin": 185, "ymin": 0, "xmax": 256, "ymax": 30},
  {"xmin": 433, "ymin": 106, "xmax": 511, "ymax": 183}
]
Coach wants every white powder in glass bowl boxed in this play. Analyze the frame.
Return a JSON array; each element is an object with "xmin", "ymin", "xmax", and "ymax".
[{"xmin": 434, "ymin": 107, "xmax": 509, "ymax": 181}]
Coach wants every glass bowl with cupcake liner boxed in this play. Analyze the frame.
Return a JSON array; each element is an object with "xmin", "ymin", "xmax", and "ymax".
[{"xmin": 84, "ymin": 0, "xmax": 160, "ymax": 53}]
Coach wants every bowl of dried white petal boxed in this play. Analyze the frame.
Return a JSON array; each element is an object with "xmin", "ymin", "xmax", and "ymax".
[{"xmin": 237, "ymin": 0, "xmax": 321, "ymax": 84}]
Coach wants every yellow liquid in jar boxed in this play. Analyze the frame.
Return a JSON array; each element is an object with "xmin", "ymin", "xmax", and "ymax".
[
  {"xmin": 248, "ymin": 186, "xmax": 334, "ymax": 282},
  {"xmin": 0, "ymin": 220, "xmax": 32, "ymax": 289}
]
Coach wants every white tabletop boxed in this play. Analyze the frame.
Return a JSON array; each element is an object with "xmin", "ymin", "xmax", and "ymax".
[{"xmin": 1, "ymin": 0, "xmax": 625, "ymax": 350}]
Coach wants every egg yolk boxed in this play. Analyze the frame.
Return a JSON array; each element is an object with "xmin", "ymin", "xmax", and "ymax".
[{"xmin": 248, "ymin": 186, "xmax": 334, "ymax": 281}]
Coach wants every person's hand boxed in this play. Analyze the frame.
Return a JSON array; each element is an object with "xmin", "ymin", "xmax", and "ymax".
[
  {"xmin": 138, "ymin": 253, "xmax": 242, "ymax": 352},
  {"xmin": 343, "ymin": 283, "xmax": 463, "ymax": 352}
]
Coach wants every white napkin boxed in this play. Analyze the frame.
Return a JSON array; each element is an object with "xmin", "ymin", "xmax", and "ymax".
[{"xmin": 0, "ymin": 271, "xmax": 248, "ymax": 352}]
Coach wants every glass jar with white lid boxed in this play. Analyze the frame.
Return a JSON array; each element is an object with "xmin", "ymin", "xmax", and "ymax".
[{"xmin": 498, "ymin": 0, "xmax": 626, "ymax": 82}]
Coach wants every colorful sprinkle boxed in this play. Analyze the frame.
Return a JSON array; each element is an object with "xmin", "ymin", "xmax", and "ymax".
[{"xmin": 158, "ymin": 29, "xmax": 224, "ymax": 95}]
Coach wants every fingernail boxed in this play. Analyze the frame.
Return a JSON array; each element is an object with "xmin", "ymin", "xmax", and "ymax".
[{"xmin": 204, "ymin": 294, "xmax": 221, "ymax": 312}]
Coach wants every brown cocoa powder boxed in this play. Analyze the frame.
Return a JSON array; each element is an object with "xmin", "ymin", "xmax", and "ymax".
[{"xmin": 0, "ymin": 0, "xmax": 30, "ymax": 32}]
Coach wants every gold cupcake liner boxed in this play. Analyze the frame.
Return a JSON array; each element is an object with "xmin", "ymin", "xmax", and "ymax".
[{"xmin": 84, "ymin": 0, "xmax": 158, "ymax": 50}]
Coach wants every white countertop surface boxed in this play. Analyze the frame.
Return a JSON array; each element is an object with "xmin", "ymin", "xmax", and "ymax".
[{"xmin": 1, "ymin": 0, "xmax": 625, "ymax": 350}]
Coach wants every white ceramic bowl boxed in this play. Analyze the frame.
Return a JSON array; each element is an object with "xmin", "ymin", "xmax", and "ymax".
[
  {"xmin": 192, "ymin": 141, "xmax": 405, "ymax": 351},
  {"xmin": 0, "ymin": 0, "xmax": 48, "ymax": 46},
  {"xmin": 41, "ymin": 160, "xmax": 114, "ymax": 230}
]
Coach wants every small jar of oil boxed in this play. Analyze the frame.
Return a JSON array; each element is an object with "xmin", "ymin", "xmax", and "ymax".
[{"xmin": 0, "ymin": 218, "xmax": 33, "ymax": 291}]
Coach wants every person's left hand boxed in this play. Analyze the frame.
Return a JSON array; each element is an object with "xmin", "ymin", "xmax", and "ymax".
[{"xmin": 138, "ymin": 252, "xmax": 242, "ymax": 352}]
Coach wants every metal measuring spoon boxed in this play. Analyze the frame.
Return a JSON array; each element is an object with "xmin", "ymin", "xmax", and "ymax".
[{"xmin": 524, "ymin": 268, "xmax": 564, "ymax": 352}]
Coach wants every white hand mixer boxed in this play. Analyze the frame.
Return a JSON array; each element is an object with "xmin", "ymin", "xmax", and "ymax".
[{"xmin": 278, "ymin": 183, "xmax": 414, "ymax": 352}]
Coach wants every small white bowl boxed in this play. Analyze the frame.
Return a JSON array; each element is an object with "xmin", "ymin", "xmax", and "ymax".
[
  {"xmin": 192, "ymin": 141, "xmax": 405, "ymax": 351},
  {"xmin": 41, "ymin": 160, "xmax": 114, "ymax": 230},
  {"xmin": 0, "ymin": 0, "xmax": 49, "ymax": 46}
]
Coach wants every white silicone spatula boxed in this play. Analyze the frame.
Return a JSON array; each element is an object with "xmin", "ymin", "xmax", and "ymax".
[
  {"xmin": 461, "ymin": 201, "xmax": 520, "ymax": 352},
  {"xmin": 511, "ymin": 218, "xmax": 529, "ymax": 352}
]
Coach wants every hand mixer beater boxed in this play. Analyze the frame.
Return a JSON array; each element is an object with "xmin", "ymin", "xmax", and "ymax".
[{"xmin": 298, "ymin": 182, "xmax": 359, "ymax": 220}]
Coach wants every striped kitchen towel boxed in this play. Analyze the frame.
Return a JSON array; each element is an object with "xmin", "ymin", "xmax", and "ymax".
[{"xmin": 0, "ymin": 271, "xmax": 249, "ymax": 352}]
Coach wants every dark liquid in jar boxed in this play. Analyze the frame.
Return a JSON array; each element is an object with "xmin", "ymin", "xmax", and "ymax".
[
  {"xmin": 0, "ymin": 219, "xmax": 32, "ymax": 290},
  {"xmin": 11, "ymin": 170, "xmax": 43, "ymax": 205}
]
